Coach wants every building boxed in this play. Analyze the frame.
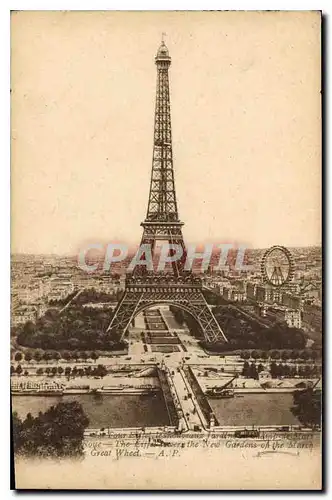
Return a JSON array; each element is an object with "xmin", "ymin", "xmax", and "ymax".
[
  {"xmin": 302, "ymin": 303, "xmax": 322, "ymax": 332},
  {"xmin": 246, "ymin": 282, "xmax": 257, "ymax": 300},
  {"xmin": 256, "ymin": 304, "xmax": 301, "ymax": 328},
  {"xmin": 11, "ymin": 380, "xmax": 64, "ymax": 391},
  {"xmin": 282, "ymin": 292, "xmax": 302, "ymax": 310},
  {"xmin": 285, "ymin": 309, "xmax": 302, "ymax": 329},
  {"xmin": 11, "ymin": 305, "xmax": 38, "ymax": 326},
  {"xmin": 48, "ymin": 278, "xmax": 75, "ymax": 301},
  {"xmin": 255, "ymin": 285, "xmax": 282, "ymax": 305},
  {"xmin": 222, "ymin": 287, "xmax": 233, "ymax": 301}
]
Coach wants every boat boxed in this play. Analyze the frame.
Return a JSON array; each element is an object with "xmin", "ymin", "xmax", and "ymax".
[
  {"xmin": 11, "ymin": 389, "xmax": 37, "ymax": 395},
  {"xmin": 205, "ymin": 388, "xmax": 235, "ymax": 399},
  {"xmin": 34, "ymin": 390, "xmax": 64, "ymax": 396},
  {"xmin": 64, "ymin": 388, "xmax": 90, "ymax": 394},
  {"xmin": 234, "ymin": 429, "xmax": 260, "ymax": 438},
  {"xmin": 99, "ymin": 385, "xmax": 124, "ymax": 393},
  {"xmin": 95, "ymin": 385, "xmax": 160, "ymax": 395},
  {"xmin": 12, "ymin": 389, "xmax": 63, "ymax": 396},
  {"xmin": 64, "ymin": 384, "xmax": 90, "ymax": 394}
]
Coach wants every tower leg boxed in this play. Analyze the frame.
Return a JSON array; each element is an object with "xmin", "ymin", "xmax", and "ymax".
[
  {"xmin": 107, "ymin": 291, "xmax": 143, "ymax": 341},
  {"xmin": 107, "ymin": 289, "xmax": 227, "ymax": 343}
]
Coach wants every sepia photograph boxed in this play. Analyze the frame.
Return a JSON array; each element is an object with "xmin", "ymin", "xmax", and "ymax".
[{"xmin": 10, "ymin": 10, "xmax": 322, "ymax": 490}]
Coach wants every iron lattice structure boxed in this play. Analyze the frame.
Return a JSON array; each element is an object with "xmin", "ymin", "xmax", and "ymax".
[{"xmin": 107, "ymin": 41, "xmax": 227, "ymax": 344}]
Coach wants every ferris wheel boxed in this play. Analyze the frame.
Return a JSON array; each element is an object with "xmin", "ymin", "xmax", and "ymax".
[{"xmin": 261, "ymin": 245, "xmax": 295, "ymax": 287}]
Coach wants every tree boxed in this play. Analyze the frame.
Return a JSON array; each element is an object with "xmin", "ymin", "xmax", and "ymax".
[
  {"xmin": 44, "ymin": 308, "xmax": 59, "ymax": 321},
  {"xmin": 283, "ymin": 364, "xmax": 290, "ymax": 377},
  {"xmin": 291, "ymin": 389, "xmax": 321, "ymax": 429},
  {"xmin": 84, "ymin": 366, "xmax": 92, "ymax": 377},
  {"xmin": 36, "ymin": 367, "xmax": 44, "ymax": 375},
  {"xmin": 65, "ymin": 367, "xmax": 71, "ymax": 377},
  {"xmin": 276, "ymin": 364, "xmax": 283, "ymax": 378},
  {"xmin": 24, "ymin": 351, "xmax": 32, "ymax": 362},
  {"xmin": 12, "ymin": 401, "xmax": 89, "ymax": 457},
  {"xmin": 242, "ymin": 361, "xmax": 250, "ymax": 377},
  {"xmin": 33, "ymin": 350, "xmax": 43, "ymax": 362},
  {"xmin": 270, "ymin": 362, "xmax": 278, "ymax": 378},
  {"xmin": 240, "ymin": 351, "xmax": 250, "ymax": 360},
  {"xmin": 58, "ymin": 366, "xmax": 64, "ymax": 375},
  {"xmin": 62, "ymin": 351, "xmax": 72, "ymax": 362},
  {"xmin": 300, "ymin": 351, "xmax": 310, "ymax": 361},
  {"xmin": 43, "ymin": 351, "xmax": 52, "ymax": 362},
  {"xmin": 281, "ymin": 351, "xmax": 289, "ymax": 361},
  {"xmin": 260, "ymin": 324, "xmax": 305, "ymax": 350},
  {"xmin": 51, "ymin": 367, "xmax": 57, "ymax": 376},
  {"xmin": 270, "ymin": 350, "xmax": 280, "ymax": 360},
  {"xmin": 260, "ymin": 351, "xmax": 268, "ymax": 360},
  {"xmin": 304, "ymin": 350, "xmax": 313, "ymax": 361},
  {"xmin": 95, "ymin": 364, "xmax": 107, "ymax": 378},
  {"xmin": 311, "ymin": 351, "xmax": 318, "ymax": 362},
  {"xmin": 73, "ymin": 351, "xmax": 80, "ymax": 362},
  {"xmin": 45, "ymin": 367, "xmax": 51, "ymax": 375},
  {"xmin": 91, "ymin": 352, "xmax": 99, "ymax": 363},
  {"xmin": 53, "ymin": 352, "xmax": 61, "ymax": 362},
  {"xmin": 290, "ymin": 350, "xmax": 299, "ymax": 360},
  {"xmin": 12, "ymin": 411, "xmax": 23, "ymax": 451},
  {"xmin": 80, "ymin": 351, "xmax": 88, "ymax": 362},
  {"xmin": 251, "ymin": 350, "xmax": 260, "ymax": 361},
  {"xmin": 289, "ymin": 365, "xmax": 297, "ymax": 377},
  {"xmin": 68, "ymin": 339, "xmax": 80, "ymax": 350},
  {"xmin": 14, "ymin": 352, "xmax": 22, "ymax": 362},
  {"xmin": 303, "ymin": 365, "xmax": 312, "ymax": 377},
  {"xmin": 23, "ymin": 320, "xmax": 35, "ymax": 335},
  {"xmin": 16, "ymin": 306, "xmax": 118, "ymax": 352},
  {"xmin": 23, "ymin": 370, "xmax": 29, "ymax": 376},
  {"xmin": 16, "ymin": 364, "xmax": 23, "ymax": 375},
  {"xmin": 249, "ymin": 363, "xmax": 258, "ymax": 380},
  {"xmin": 10, "ymin": 365, "xmax": 15, "ymax": 375},
  {"xmin": 257, "ymin": 363, "xmax": 264, "ymax": 373}
]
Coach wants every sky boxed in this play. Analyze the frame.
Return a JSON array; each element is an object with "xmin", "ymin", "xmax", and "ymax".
[{"xmin": 11, "ymin": 11, "xmax": 321, "ymax": 255}]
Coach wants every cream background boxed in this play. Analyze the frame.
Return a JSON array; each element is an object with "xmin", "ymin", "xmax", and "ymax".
[
  {"xmin": 15, "ymin": 443, "xmax": 322, "ymax": 490},
  {"xmin": 11, "ymin": 11, "xmax": 321, "ymax": 255}
]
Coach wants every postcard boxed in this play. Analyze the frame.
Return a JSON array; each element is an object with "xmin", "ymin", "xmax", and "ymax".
[{"xmin": 11, "ymin": 10, "xmax": 322, "ymax": 490}]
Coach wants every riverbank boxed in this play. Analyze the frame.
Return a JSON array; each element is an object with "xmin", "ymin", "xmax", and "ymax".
[
  {"xmin": 12, "ymin": 386, "xmax": 161, "ymax": 396},
  {"xmin": 11, "ymin": 368, "xmax": 161, "ymax": 396},
  {"xmin": 207, "ymin": 387, "xmax": 310, "ymax": 395}
]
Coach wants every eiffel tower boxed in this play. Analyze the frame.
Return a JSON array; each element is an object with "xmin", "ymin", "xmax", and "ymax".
[{"xmin": 107, "ymin": 40, "xmax": 227, "ymax": 344}]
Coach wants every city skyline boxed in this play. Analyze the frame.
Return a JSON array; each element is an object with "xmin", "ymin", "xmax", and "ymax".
[{"xmin": 11, "ymin": 11, "xmax": 321, "ymax": 255}]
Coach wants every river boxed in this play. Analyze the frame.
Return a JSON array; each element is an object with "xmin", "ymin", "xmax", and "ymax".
[
  {"xmin": 208, "ymin": 393, "xmax": 300, "ymax": 426},
  {"xmin": 12, "ymin": 392, "xmax": 299, "ymax": 429},
  {"xmin": 12, "ymin": 392, "xmax": 170, "ymax": 428}
]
